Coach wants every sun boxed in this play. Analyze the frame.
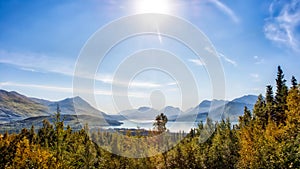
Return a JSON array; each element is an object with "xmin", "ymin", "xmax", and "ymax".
[{"xmin": 134, "ymin": 0, "xmax": 171, "ymax": 14}]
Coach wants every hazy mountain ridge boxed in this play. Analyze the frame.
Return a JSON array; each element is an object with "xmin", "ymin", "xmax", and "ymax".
[
  {"xmin": 0, "ymin": 89, "xmax": 258, "ymax": 132},
  {"xmin": 0, "ymin": 114, "xmax": 122, "ymax": 133},
  {"xmin": 232, "ymin": 94, "xmax": 258, "ymax": 105},
  {"xmin": 181, "ymin": 96, "xmax": 257, "ymax": 122},
  {"xmin": 0, "ymin": 90, "xmax": 122, "ymax": 131},
  {"xmin": 0, "ymin": 90, "xmax": 50, "ymax": 123},
  {"xmin": 113, "ymin": 105, "xmax": 184, "ymax": 122},
  {"xmin": 113, "ymin": 95, "xmax": 258, "ymax": 123}
]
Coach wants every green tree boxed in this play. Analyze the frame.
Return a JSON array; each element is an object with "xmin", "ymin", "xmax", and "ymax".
[
  {"xmin": 291, "ymin": 76, "xmax": 297, "ymax": 89},
  {"xmin": 38, "ymin": 119, "xmax": 55, "ymax": 148},
  {"xmin": 253, "ymin": 94, "xmax": 267, "ymax": 127},
  {"xmin": 29, "ymin": 125, "xmax": 36, "ymax": 144},
  {"xmin": 238, "ymin": 106, "xmax": 252, "ymax": 128},
  {"xmin": 153, "ymin": 113, "xmax": 168, "ymax": 133},
  {"xmin": 266, "ymin": 85, "xmax": 274, "ymax": 104},
  {"xmin": 54, "ymin": 104, "xmax": 65, "ymax": 167},
  {"xmin": 265, "ymin": 85, "xmax": 275, "ymax": 122},
  {"xmin": 274, "ymin": 66, "xmax": 288, "ymax": 124},
  {"xmin": 81, "ymin": 125, "xmax": 96, "ymax": 169},
  {"xmin": 208, "ymin": 119, "xmax": 239, "ymax": 169}
]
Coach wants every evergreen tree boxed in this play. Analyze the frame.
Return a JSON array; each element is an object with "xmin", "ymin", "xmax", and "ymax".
[
  {"xmin": 208, "ymin": 119, "xmax": 238, "ymax": 169},
  {"xmin": 38, "ymin": 119, "xmax": 55, "ymax": 148},
  {"xmin": 274, "ymin": 66, "xmax": 288, "ymax": 124},
  {"xmin": 265, "ymin": 85, "xmax": 276, "ymax": 122},
  {"xmin": 153, "ymin": 113, "xmax": 168, "ymax": 133},
  {"xmin": 291, "ymin": 76, "xmax": 297, "ymax": 89},
  {"xmin": 265, "ymin": 85, "xmax": 274, "ymax": 104},
  {"xmin": 81, "ymin": 125, "xmax": 96, "ymax": 169},
  {"xmin": 253, "ymin": 94, "xmax": 267, "ymax": 127},
  {"xmin": 238, "ymin": 106, "xmax": 252, "ymax": 128},
  {"xmin": 28, "ymin": 125, "xmax": 36, "ymax": 144}
]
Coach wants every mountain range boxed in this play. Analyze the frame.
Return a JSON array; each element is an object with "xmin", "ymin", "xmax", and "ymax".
[
  {"xmin": 113, "ymin": 95, "xmax": 258, "ymax": 123},
  {"xmin": 0, "ymin": 90, "xmax": 122, "ymax": 132},
  {"xmin": 0, "ymin": 89, "xmax": 258, "ymax": 132}
]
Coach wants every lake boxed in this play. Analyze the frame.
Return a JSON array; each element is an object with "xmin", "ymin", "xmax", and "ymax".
[
  {"xmin": 104, "ymin": 120, "xmax": 199, "ymax": 132},
  {"xmin": 104, "ymin": 120, "xmax": 239, "ymax": 132}
]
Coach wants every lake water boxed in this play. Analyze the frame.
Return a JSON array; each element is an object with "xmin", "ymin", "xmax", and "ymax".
[
  {"xmin": 105, "ymin": 120, "xmax": 199, "ymax": 132},
  {"xmin": 104, "ymin": 120, "xmax": 239, "ymax": 132}
]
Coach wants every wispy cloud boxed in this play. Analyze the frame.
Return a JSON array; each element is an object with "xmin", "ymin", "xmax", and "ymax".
[
  {"xmin": 130, "ymin": 81, "xmax": 161, "ymax": 88},
  {"xmin": 264, "ymin": 0, "xmax": 300, "ymax": 52},
  {"xmin": 0, "ymin": 82, "xmax": 73, "ymax": 93},
  {"xmin": 188, "ymin": 59, "xmax": 205, "ymax": 66},
  {"xmin": 0, "ymin": 49, "xmax": 176, "ymax": 89},
  {"xmin": 20, "ymin": 67, "xmax": 38, "ymax": 72},
  {"xmin": 0, "ymin": 49, "xmax": 75, "ymax": 76},
  {"xmin": 251, "ymin": 87, "xmax": 263, "ymax": 92},
  {"xmin": 165, "ymin": 82, "xmax": 177, "ymax": 86},
  {"xmin": 96, "ymin": 74, "xmax": 178, "ymax": 88},
  {"xmin": 253, "ymin": 55, "xmax": 264, "ymax": 64},
  {"xmin": 209, "ymin": 0, "xmax": 239, "ymax": 23},
  {"xmin": 217, "ymin": 52, "xmax": 237, "ymax": 66},
  {"xmin": 250, "ymin": 73, "xmax": 260, "ymax": 81},
  {"xmin": 0, "ymin": 81, "xmax": 148, "ymax": 98}
]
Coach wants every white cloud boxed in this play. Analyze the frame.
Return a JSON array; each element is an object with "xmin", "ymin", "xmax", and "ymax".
[
  {"xmin": 165, "ymin": 82, "xmax": 177, "ymax": 86},
  {"xmin": 20, "ymin": 67, "xmax": 38, "ymax": 72},
  {"xmin": 188, "ymin": 59, "xmax": 206, "ymax": 66},
  {"xmin": 218, "ymin": 52, "xmax": 237, "ymax": 66},
  {"xmin": 0, "ymin": 81, "xmax": 149, "ymax": 98},
  {"xmin": 253, "ymin": 55, "xmax": 264, "ymax": 64},
  {"xmin": 250, "ymin": 73, "xmax": 259, "ymax": 78},
  {"xmin": 250, "ymin": 87, "xmax": 264, "ymax": 93},
  {"xmin": 0, "ymin": 49, "xmax": 75, "ymax": 76},
  {"xmin": 96, "ymin": 74, "xmax": 167, "ymax": 88},
  {"xmin": 209, "ymin": 0, "xmax": 239, "ymax": 23},
  {"xmin": 250, "ymin": 73, "xmax": 260, "ymax": 81},
  {"xmin": 96, "ymin": 73, "xmax": 178, "ymax": 89},
  {"xmin": 264, "ymin": 0, "xmax": 300, "ymax": 52},
  {"xmin": 0, "ymin": 49, "xmax": 175, "ymax": 90},
  {"xmin": 0, "ymin": 82, "xmax": 73, "ymax": 93},
  {"xmin": 130, "ymin": 81, "xmax": 161, "ymax": 88}
]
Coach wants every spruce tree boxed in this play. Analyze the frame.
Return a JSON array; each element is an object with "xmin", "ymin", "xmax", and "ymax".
[
  {"xmin": 153, "ymin": 113, "xmax": 168, "ymax": 133},
  {"xmin": 274, "ymin": 66, "xmax": 288, "ymax": 124},
  {"xmin": 291, "ymin": 76, "xmax": 297, "ymax": 89},
  {"xmin": 265, "ymin": 85, "xmax": 274, "ymax": 104},
  {"xmin": 238, "ymin": 106, "xmax": 252, "ymax": 128},
  {"xmin": 265, "ymin": 85, "xmax": 275, "ymax": 122},
  {"xmin": 253, "ymin": 94, "xmax": 267, "ymax": 127}
]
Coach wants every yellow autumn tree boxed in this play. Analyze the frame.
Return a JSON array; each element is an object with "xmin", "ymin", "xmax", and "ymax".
[
  {"xmin": 281, "ymin": 84, "xmax": 300, "ymax": 168},
  {"xmin": 9, "ymin": 137, "xmax": 55, "ymax": 169}
]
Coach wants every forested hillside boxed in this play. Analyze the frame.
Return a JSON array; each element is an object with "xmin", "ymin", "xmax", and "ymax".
[{"xmin": 0, "ymin": 66, "xmax": 299, "ymax": 169}]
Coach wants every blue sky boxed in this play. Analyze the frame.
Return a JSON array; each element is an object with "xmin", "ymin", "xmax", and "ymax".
[{"xmin": 0, "ymin": 0, "xmax": 300, "ymax": 114}]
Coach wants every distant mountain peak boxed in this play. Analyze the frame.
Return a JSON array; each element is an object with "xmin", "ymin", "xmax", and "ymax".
[
  {"xmin": 198, "ymin": 100, "xmax": 211, "ymax": 107},
  {"xmin": 0, "ymin": 89, "xmax": 49, "ymax": 121},
  {"xmin": 197, "ymin": 99, "xmax": 227, "ymax": 108},
  {"xmin": 164, "ymin": 105, "xmax": 179, "ymax": 110},
  {"xmin": 73, "ymin": 96, "xmax": 84, "ymax": 101},
  {"xmin": 232, "ymin": 95, "xmax": 258, "ymax": 105},
  {"xmin": 138, "ymin": 106, "xmax": 152, "ymax": 112}
]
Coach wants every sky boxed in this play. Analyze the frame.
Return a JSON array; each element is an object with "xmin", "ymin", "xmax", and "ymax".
[{"xmin": 0, "ymin": 0, "xmax": 300, "ymax": 114}]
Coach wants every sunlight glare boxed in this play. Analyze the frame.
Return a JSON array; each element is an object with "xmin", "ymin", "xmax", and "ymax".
[{"xmin": 134, "ymin": 0, "xmax": 171, "ymax": 14}]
